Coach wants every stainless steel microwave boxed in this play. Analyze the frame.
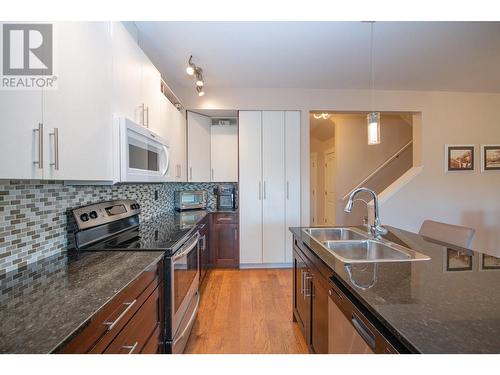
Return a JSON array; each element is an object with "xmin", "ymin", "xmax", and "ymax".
[{"xmin": 174, "ymin": 190, "xmax": 207, "ymax": 211}]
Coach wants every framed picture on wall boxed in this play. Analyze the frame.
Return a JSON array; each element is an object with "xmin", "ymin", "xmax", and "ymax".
[
  {"xmin": 445, "ymin": 145, "xmax": 474, "ymax": 172},
  {"xmin": 481, "ymin": 145, "xmax": 500, "ymax": 171},
  {"xmin": 445, "ymin": 248, "xmax": 474, "ymax": 272},
  {"xmin": 480, "ymin": 253, "xmax": 500, "ymax": 270}
]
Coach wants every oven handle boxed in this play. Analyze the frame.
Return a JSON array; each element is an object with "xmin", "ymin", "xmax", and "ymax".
[
  {"xmin": 173, "ymin": 292, "xmax": 200, "ymax": 346},
  {"xmin": 172, "ymin": 232, "xmax": 201, "ymax": 262}
]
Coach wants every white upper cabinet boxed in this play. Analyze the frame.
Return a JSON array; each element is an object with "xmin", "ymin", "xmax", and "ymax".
[
  {"xmin": 140, "ymin": 55, "xmax": 161, "ymax": 131},
  {"xmin": 210, "ymin": 124, "xmax": 238, "ymax": 182},
  {"xmin": 111, "ymin": 22, "xmax": 143, "ymax": 125},
  {"xmin": 160, "ymin": 95, "xmax": 187, "ymax": 182},
  {"xmin": 187, "ymin": 111, "xmax": 211, "ymax": 182},
  {"xmin": 112, "ymin": 22, "xmax": 160, "ymax": 130},
  {"xmin": 0, "ymin": 87, "xmax": 43, "ymax": 180},
  {"xmin": 44, "ymin": 22, "xmax": 113, "ymax": 181}
]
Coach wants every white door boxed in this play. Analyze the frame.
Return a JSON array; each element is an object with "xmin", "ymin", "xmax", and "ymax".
[
  {"xmin": 262, "ymin": 111, "xmax": 286, "ymax": 264},
  {"xmin": 324, "ymin": 151, "xmax": 336, "ymax": 225},
  {"xmin": 238, "ymin": 111, "xmax": 263, "ymax": 264},
  {"xmin": 187, "ymin": 111, "xmax": 211, "ymax": 182},
  {"xmin": 310, "ymin": 153, "xmax": 318, "ymax": 225},
  {"xmin": 211, "ymin": 124, "xmax": 238, "ymax": 182},
  {"xmin": 0, "ymin": 89, "xmax": 43, "ymax": 179},
  {"xmin": 43, "ymin": 22, "xmax": 113, "ymax": 181},
  {"xmin": 111, "ymin": 22, "xmax": 143, "ymax": 124},
  {"xmin": 284, "ymin": 111, "xmax": 301, "ymax": 263}
]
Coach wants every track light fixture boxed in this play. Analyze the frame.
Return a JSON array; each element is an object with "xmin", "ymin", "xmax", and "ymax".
[
  {"xmin": 313, "ymin": 113, "xmax": 330, "ymax": 120},
  {"xmin": 186, "ymin": 55, "xmax": 206, "ymax": 96}
]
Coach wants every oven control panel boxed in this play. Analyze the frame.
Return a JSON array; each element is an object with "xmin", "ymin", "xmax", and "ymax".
[{"xmin": 72, "ymin": 199, "xmax": 141, "ymax": 230}]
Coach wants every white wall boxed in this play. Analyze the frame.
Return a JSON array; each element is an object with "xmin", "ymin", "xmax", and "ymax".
[{"xmin": 178, "ymin": 87, "xmax": 500, "ymax": 255}]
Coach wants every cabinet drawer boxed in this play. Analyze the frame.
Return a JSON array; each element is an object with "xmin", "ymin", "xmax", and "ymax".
[
  {"xmin": 60, "ymin": 260, "xmax": 161, "ymax": 353},
  {"xmin": 104, "ymin": 285, "xmax": 161, "ymax": 354},
  {"xmin": 212, "ymin": 213, "xmax": 238, "ymax": 224}
]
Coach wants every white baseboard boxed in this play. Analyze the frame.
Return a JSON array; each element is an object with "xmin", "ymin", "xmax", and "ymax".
[{"xmin": 239, "ymin": 263, "xmax": 292, "ymax": 269}]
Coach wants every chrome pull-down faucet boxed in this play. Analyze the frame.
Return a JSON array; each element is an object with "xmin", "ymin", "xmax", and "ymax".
[{"xmin": 344, "ymin": 187, "xmax": 388, "ymax": 238}]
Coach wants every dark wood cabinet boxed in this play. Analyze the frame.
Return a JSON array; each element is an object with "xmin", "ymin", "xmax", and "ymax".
[
  {"xmin": 59, "ymin": 258, "xmax": 164, "ymax": 354},
  {"xmin": 211, "ymin": 213, "xmax": 239, "ymax": 268},
  {"xmin": 293, "ymin": 239, "xmax": 329, "ymax": 353}
]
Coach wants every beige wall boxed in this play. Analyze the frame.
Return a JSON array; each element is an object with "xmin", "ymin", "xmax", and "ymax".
[
  {"xmin": 178, "ymin": 87, "xmax": 500, "ymax": 255},
  {"xmin": 334, "ymin": 114, "xmax": 412, "ymax": 225}
]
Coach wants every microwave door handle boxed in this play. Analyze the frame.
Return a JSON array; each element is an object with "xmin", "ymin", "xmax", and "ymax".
[{"xmin": 161, "ymin": 145, "xmax": 170, "ymax": 176}]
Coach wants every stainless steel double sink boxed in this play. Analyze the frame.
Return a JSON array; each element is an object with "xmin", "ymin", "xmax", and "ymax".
[{"xmin": 302, "ymin": 227, "xmax": 430, "ymax": 264}]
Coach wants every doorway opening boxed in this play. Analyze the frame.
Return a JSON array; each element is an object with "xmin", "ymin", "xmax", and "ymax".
[{"xmin": 309, "ymin": 111, "xmax": 414, "ymax": 227}]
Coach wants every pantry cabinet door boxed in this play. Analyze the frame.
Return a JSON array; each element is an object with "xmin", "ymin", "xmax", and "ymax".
[
  {"xmin": 210, "ymin": 124, "xmax": 238, "ymax": 182},
  {"xmin": 238, "ymin": 111, "xmax": 263, "ymax": 265},
  {"xmin": 187, "ymin": 111, "xmax": 211, "ymax": 182},
  {"xmin": 285, "ymin": 111, "xmax": 301, "ymax": 263},
  {"xmin": 43, "ymin": 22, "xmax": 114, "ymax": 181},
  {"xmin": 262, "ymin": 111, "xmax": 286, "ymax": 264}
]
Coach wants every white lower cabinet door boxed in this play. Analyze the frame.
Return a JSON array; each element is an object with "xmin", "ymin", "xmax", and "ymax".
[
  {"xmin": 0, "ymin": 88, "xmax": 44, "ymax": 179},
  {"xmin": 187, "ymin": 111, "xmax": 211, "ymax": 182},
  {"xmin": 262, "ymin": 111, "xmax": 286, "ymax": 264},
  {"xmin": 238, "ymin": 111, "xmax": 263, "ymax": 264},
  {"xmin": 285, "ymin": 111, "xmax": 301, "ymax": 263},
  {"xmin": 211, "ymin": 124, "xmax": 238, "ymax": 182},
  {"xmin": 43, "ymin": 22, "xmax": 114, "ymax": 181}
]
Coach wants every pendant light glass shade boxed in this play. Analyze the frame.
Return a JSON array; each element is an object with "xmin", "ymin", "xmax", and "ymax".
[{"xmin": 367, "ymin": 112, "xmax": 381, "ymax": 145}]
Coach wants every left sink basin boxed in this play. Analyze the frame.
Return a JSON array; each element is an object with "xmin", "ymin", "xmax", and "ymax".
[{"xmin": 302, "ymin": 227, "xmax": 367, "ymax": 242}]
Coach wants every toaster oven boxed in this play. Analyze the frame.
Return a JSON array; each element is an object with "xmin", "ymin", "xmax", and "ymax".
[{"xmin": 174, "ymin": 190, "xmax": 208, "ymax": 211}]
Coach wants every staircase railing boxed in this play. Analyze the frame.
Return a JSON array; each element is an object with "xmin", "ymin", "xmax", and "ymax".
[{"xmin": 341, "ymin": 140, "xmax": 413, "ymax": 201}]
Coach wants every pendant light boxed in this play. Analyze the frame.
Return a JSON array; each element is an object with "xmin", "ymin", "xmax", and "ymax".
[{"xmin": 367, "ymin": 22, "xmax": 381, "ymax": 145}]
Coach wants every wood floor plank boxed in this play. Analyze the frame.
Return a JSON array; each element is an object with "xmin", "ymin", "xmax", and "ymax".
[{"xmin": 184, "ymin": 268, "xmax": 308, "ymax": 354}]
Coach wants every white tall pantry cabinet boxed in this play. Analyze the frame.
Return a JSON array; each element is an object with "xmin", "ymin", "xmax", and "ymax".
[{"xmin": 239, "ymin": 110, "xmax": 301, "ymax": 267}]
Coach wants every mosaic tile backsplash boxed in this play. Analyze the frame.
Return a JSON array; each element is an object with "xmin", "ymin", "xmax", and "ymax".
[{"xmin": 0, "ymin": 180, "xmax": 237, "ymax": 274}]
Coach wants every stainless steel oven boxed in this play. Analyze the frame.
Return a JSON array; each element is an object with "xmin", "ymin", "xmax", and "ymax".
[{"xmin": 166, "ymin": 230, "xmax": 201, "ymax": 353}]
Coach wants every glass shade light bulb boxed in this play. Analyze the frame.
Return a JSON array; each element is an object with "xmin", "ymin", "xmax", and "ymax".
[
  {"xmin": 186, "ymin": 65, "xmax": 195, "ymax": 76},
  {"xmin": 367, "ymin": 112, "xmax": 381, "ymax": 145}
]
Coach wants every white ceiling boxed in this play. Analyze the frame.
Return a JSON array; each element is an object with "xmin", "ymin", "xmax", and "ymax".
[{"xmin": 135, "ymin": 22, "xmax": 500, "ymax": 93}]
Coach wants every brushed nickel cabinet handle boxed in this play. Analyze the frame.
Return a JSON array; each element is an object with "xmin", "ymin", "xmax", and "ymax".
[
  {"xmin": 189, "ymin": 167, "xmax": 193, "ymax": 180},
  {"xmin": 122, "ymin": 341, "xmax": 138, "ymax": 354},
  {"xmin": 286, "ymin": 181, "xmax": 290, "ymax": 200},
  {"xmin": 104, "ymin": 299, "xmax": 137, "ymax": 331},
  {"xmin": 211, "ymin": 168, "xmax": 214, "ymax": 181},
  {"xmin": 234, "ymin": 227, "xmax": 237, "ymax": 242},
  {"xmin": 33, "ymin": 123, "xmax": 43, "ymax": 169},
  {"xmin": 259, "ymin": 181, "xmax": 262, "ymax": 200},
  {"xmin": 146, "ymin": 105, "xmax": 150, "ymax": 128},
  {"xmin": 263, "ymin": 181, "xmax": 267, "ymax": 199},
  {"xmin": 49, "ymin": 128, "xmax": 59, "ymax": 170}
]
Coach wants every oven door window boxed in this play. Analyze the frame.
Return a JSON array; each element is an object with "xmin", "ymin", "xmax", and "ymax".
[{"xmin": 173, "ymin": 243, "xmax": 199, "ymax": 314}]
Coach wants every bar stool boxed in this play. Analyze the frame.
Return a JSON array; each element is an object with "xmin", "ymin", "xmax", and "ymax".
[{"xmin": 419, "ymin": 219, "xmax": 475, "ymax": 249}]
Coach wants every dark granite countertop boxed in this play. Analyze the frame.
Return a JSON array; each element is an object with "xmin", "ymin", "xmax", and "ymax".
[
  {"xmin": 0, "ymin": 250, "xmax": 163, "ymax": 353},
  {"xmin": 290, "ymin": 226, "xmax": 500, "ymax": 353}
]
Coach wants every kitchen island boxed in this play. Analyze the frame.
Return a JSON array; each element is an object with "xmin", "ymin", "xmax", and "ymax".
[{"xmin": 290, "ymin": 226, "xmax": 500, "ymax": 354}]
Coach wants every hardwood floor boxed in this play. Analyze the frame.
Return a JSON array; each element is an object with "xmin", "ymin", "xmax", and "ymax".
[{"xmin": 184, "ymin": 268, "xmax": 308, "ymax": 354}]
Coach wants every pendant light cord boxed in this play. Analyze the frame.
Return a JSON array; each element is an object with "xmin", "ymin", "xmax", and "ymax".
[{"xmin": 370, "ymin": 21, "xmax": 374, "ymax": 112}]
